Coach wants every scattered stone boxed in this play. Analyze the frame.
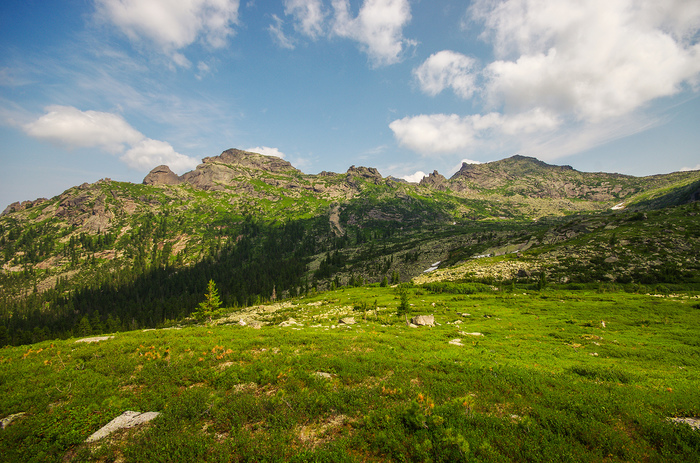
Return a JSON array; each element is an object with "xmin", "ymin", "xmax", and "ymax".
[
  {"xmin": 1, "ymin": 412, "xmax": 26, "ymax": 429},
  {"xmin": 449, "ymin": 339, "xmax": 464, "ymax": 346},
  {"xmin": 604, "ymin": 256, "xmax": 619, "ymax": 263},
  {"xmin": 248, "ymin": 320, "xmax": 263, "ymax": 329},
  {"xmin": 589, "ymin": 352, "xmax": 599, "ymax": 356},
  {"xmin": 279, "ymin": 318, "xmax": 302, "ymax": 327},
  {"xmin": 315, "ymin": 372, "xmax": 332, "ymax": 379},
  {"xmin": 75, "ymin": 336, "xmax": 114, "ymax": 344},
  {"xmin": 459, "ymin": 331, "xmax": 483, "ymax": 337},
  {"xmin": 411, "ymin": 315, "xmax": 435, "ymax": 326},
  {"xmin": 85, "ymin": 411, "xmax": 160, "ymax": 443},
  {"xmin": 339, "ymin": 317, "xmax": 356, "ymax": 325},
  {"xmin": 668, "ymin": 417, "xmax": 700, "ymax": 431},
  {"xmin": 238, "ymin": 320, "xmax": 247, "ymax": 326},
  {"xmin": 408, "ymin": 323, "xmax": 418, "ymax": 328}
]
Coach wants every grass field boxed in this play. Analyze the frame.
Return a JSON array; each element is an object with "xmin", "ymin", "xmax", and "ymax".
[{"xmin": 1, "ymin": 286, "xmax": 699, "ymax": 462}]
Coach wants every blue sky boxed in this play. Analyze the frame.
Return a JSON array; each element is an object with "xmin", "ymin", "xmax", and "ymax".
[{"xmin": 1, "ymin": 0, "xmax": 699, "ymax": 210}]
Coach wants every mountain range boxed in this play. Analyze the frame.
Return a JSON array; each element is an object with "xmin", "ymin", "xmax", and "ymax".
[{"xmin": 1, "ymin": 149, "xmax": 699, "ymax": 345}]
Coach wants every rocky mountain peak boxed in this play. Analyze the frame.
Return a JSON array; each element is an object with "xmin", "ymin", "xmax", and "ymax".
[
  {"xmin": 419, "ymin": 170, "xmax": 448, "ymax": 190},
  {"xmin": 346, "ymin": 166, "xmax": 383, "ymax": 185},
  {"xmin": 203, "ymin": 149, "xmax": 298, "ymax": 174},
  {"xmin": 143, "ymin": 165, "xmax": 182, "ymax": 186}
]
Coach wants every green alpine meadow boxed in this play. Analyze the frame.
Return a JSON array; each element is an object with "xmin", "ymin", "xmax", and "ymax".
[{"xmin": 1, "ymin": 149, "xmax": 699, "ymax": 462}]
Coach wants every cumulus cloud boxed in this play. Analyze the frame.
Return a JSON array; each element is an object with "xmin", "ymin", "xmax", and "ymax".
[
  {"xmin": 680, "ymin": 164, "xmax": 700, "ymax": 172},
  {"xmin": 396, "ymin": 0, "xmax": 700, "ymax": 159},
  {"xmin": 471, "ymin": 0, "xmax": 700, "ymax": 122},
  {"xmin": 401, "ymin": 171, "xmax": 426, "ymax": 183},
  {"xmin": 285, "ymin": 0, "xmax": 326, "ymax": 39},
  {"xmin": 246, "ymin": 146, "xmax": 286, "ymax": 158},
  {"xmin": 121, "ymin": 138, "xmax": 198, "ymax": 171},
  {"xmin": 24, "ymin": 106, "xmax": 197, "ymax": 172},
  {"xmin": 413, "ymin": 50, "xmax": 478, "ymax": 99},
  {"xmin": 332, "ymin": 0, "xmax": 415, "ymax": 66},
  {"xmin": 95, "ymin": 0, "xmax": 240, "ymax": 64},
  {"xmin": 24, "ymin": 106, "xmax": 143, "ymax": 153},
  {"xmin": 390, "ymin": 109, "xmax": 559, "ymax": 155}
]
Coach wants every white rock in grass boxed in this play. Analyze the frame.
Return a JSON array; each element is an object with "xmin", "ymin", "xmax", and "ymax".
[
  {"xmin": 75, "ymin": 336, "xmax": 114, "ymax": 343},
  {"xmin": 1, "ymin": 412, "xmax": 25, "ymax": 429},
  {"xmin": 339, "ymin": 317, "xmax": 356, "ymax": 325},
  {"xmin": 85, "ymin": 411, "xmax": 160, "ymax": 443},
  {"xmin": 668, "ymin": 417, "xmax": 700, "ymax": 431},
  {"xmin": 449, "ymin": 339, "xmax": 464, "ymax": 346},
  {"xmin": 315, "ymin": 372, "xmax": 332, "ymax": 379},
  {"xmin": 411, "ymin": 315, "xmax": 434, "ymax": 326},
  {"xmin": 458, "ymin": 331, "xmax": 484, "ymax": 337}
]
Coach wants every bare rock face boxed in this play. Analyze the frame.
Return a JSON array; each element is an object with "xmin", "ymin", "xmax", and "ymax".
[
  {"xmin": 204, "ymin": 148, "xmax": 298, "ymax": 174},
  {"xmin": 178, "ymin": 149, "xmax": 300, "ymax": 191},
  {"xmin": 420, "ymin": 170, "xmax": 448, "ymax": 190},
  {"xmin": 143, "ymin": 165, "xmax": 182, "ymax": 185},
  {"xmin": 346, "ymin": 165, "xmax": 382, "ymax": 181}
]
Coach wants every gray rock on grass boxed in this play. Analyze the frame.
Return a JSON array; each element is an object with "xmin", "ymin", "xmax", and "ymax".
[
  {"xmin": 85, "ymin": 411, "xmax": 160, "ymax": 443},
  {"xmin": 411, "ymin": 315, "xmax": 435, "ymax": 326}
]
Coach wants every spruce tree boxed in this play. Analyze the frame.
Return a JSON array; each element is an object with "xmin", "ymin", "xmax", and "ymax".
[{"xmin": 195, "ymin": 280, "xmax": 223, "ymax": 324}]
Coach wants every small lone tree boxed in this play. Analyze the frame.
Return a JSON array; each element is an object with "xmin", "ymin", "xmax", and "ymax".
[
  {"xmin": 195, "ymin": 280, "xmax": 223, "ymax": 324},
  {"xmin": 396, "ymin": 285, "xmax": 411, "ymax": 323}
]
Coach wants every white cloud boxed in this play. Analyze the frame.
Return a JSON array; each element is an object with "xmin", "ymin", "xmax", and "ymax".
[
  {"xmin": 332, "ymin": 0, "xmax": 415, "ymax": 66},
  {"xmin": 269, "ymin": 14, "xmax": 296, "ymax": 50},
  {"xmin": 389, "ymin": 109, "xmax": 559, "ymax": 155},
  {"xmin": 121, "ymin": 138, "xmax": 198, "ymax": 172},
  {"xmin": 24, "ymin": 105, "xmax": 143, "ymax": 153},
  {"xmin": 285, "ymin": 0, "xmax": 326, "ymax": 39},
  {"xmin": 389, "ymin": 114, "xmax": 477, "ymax": 154},
  {"xmin": 95, "ymin": 0, "xmax": 240, "ymax": 63},
  {"xmin": 246, "ymin": 146, "xmax": 286, "ymax": 158},
  {"xmin": 470, "ymin": 0, "xmax": 700, "ymax": 122},
  {"xmin": 397, "ymin": 0, "xmax": 700, "ymax": 161},
  {"xmin": 680, "ymin": 164, "xmax": 700, "ymax": 172},
  {"xmin": 23, "ymin": 106, "xmax": 197, "ymax": 172},
  {"xmin": 413, "ymin": 50, "xmax": 478, "ymax": 99},
  {"xmin": 401, "ymin": 171, "xmax": 426, "ymax": 183}
]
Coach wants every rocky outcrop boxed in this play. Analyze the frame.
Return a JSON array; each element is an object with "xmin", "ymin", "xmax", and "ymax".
[
  {"xmin": 346, "ymin": 166, "xmax": 383, "ymax": 185},
  {"xmin": 420, "ymin": 171, "xmax": 448, "ymax": 191},
  {"xmin": 178, "ymin": 149, "xmax": 300, "ymax": 191},
  {"xmin": 204, "ymin": 149, "xmax": 298, "ymax": 174},
  {"xmin": 1, "ymin": 198, "xmax": 47, "ymax": 216},
  {"xmin": 143, "ymin": 165, "xmax": 182, "ymax": 185}
]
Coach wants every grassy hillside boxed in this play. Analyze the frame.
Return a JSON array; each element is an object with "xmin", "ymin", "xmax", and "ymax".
[{"xmin": 1, "ymin": 286, "xmax": 699, "ymax": 462}]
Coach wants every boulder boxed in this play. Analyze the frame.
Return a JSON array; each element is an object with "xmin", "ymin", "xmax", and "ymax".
[
  {"xmin": 339, "ymin": 317, "xmax": 356, "ymax": 325},
  {"xmin": 411, "ymin": 315, "xmax": 435, "ymax": 326},
  {"xmin": 85, "ymin": 411, "xmax": 160, "ymax": 443}
]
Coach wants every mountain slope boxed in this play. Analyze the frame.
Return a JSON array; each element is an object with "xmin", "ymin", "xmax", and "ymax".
[{"xmin": 1, "ymin": 149, "xmax": 699, "ymax": 346}]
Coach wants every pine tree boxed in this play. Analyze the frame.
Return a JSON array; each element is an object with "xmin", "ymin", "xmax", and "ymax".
[{"xmin": 195, "ymin": 279, "xmax": 223, "ymax": 324}]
